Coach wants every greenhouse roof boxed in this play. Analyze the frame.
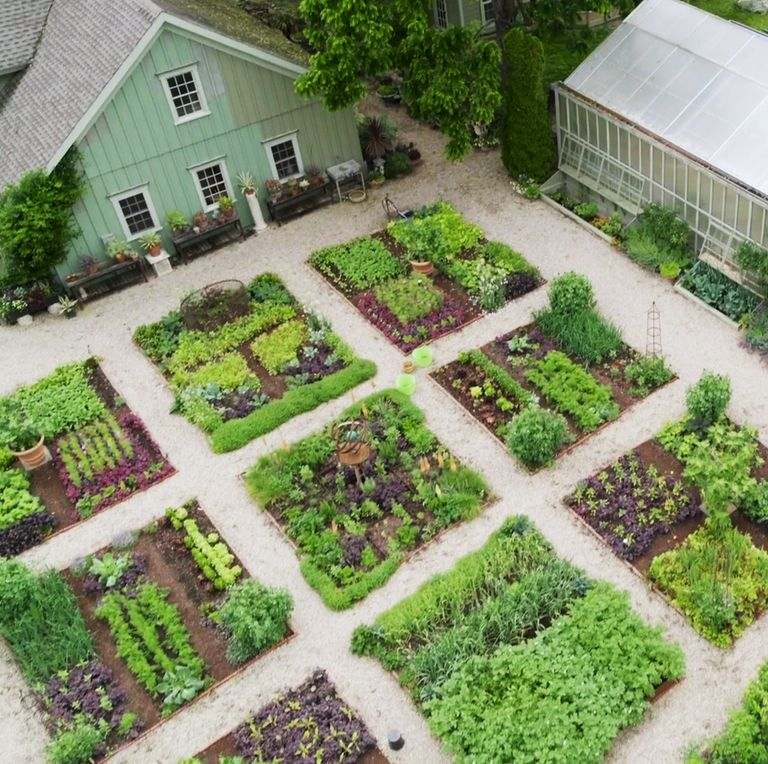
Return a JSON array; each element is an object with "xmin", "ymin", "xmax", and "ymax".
[{"xmin": 565, "ymin": 0, "xmax": 768, "ymax": 197}]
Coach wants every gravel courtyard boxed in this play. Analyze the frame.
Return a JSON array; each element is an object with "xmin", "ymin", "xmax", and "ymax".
[{"xmin": 1, "ymin": 100, "xmax": 766, "ymax": 764}]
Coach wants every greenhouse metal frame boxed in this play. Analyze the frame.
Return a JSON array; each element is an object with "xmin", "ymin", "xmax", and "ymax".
[{"xmin": 550, "ymin": 0, "xmax": 768, "ymax": 287}]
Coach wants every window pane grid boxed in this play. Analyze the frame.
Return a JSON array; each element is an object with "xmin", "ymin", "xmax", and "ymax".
[
  {"xmin": 118, "ymin": 193, "xmax": 153, "ymax": 235},
  {"xmin": 196, "ymin": 165, "xmax": 228, "ymax": 206},
  {"xmin": 270, "ymin": 140, "xmax": 299, "ymax": 179},
  {"xmin": 167, "ymin": 71, "xmax": 201, "ymax": 118}
]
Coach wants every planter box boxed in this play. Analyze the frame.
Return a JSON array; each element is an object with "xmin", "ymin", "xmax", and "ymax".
[
  {"xmin": 266, "ymin": 182, "xmax": 332, "ymax": 224},
  {"xmin": 673, "ymin": 281, "xmax": 740, "ymax": 329}
]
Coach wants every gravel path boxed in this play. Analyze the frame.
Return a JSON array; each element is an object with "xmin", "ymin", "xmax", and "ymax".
[{"xmin": 1, "ymin": 99, "xmax": 767, "ymax": 764}]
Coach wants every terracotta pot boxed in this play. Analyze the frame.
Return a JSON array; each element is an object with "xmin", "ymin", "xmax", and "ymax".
[
  {"xmin": 338, "ymin": 442, "xmax": 370, "ymax": 466},
  {"xmin": 11, "ymin": 435, "xmax": 47, "ymax": 469},
  {"xmin": 148, "ymin": 244, "xmax": 162, "ymax": 257},
  {"xmin": 114, "ymin": 253, "xmax": 127, "ymax": 263},
  {"xmin": 410, "ymin": 260, "xmax": 434, "ymax": 276},
  {"xmin": 223, "ymin": 207, "xmax": 235, "ymax": 219}
]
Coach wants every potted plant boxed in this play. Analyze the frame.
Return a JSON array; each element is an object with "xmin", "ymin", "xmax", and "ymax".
[
  {"xmin": 264, "ymin": 179, "xmax": 283, "ymax": 200},
  {"xmin": 139, "ymin": 231, "xmax": 162, "ymax": 256},
  {"xmin": 166, "ymin": 210, "xmax": 189, "ymax": 234},
  {"xmin": 106, "ymin": 239, "xmax": 133, "ymax": 263},
  {"xmin": 237, "ymin": 171, "xmax": 257, "ymax": 197},
  {"xmin": 0, "ymin": 399, "xmax": 46, "ymax": 470},
  {"xmin": 217, "ymin": 195, "xmax": 235, "ymax": 220},
  {"xmin": 79, "ymin": 255, "xmax": 99, "ymax": 275},
  {"xmin": 304, "ymin": 165, "xmax": 325, "ymax": 187},
  {"xmin": 376, "ymin": 82, "xmax": 401, "ymax": 105},
  {"xmin": 193, "ymin": 211, "xmax": 209, "ymax": 231},
  {"xmin": 58, "ymin": 295, "xmax": 79, "ymax": 318}
]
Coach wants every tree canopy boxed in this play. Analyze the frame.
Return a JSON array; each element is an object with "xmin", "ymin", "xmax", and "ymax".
[
  {"xmin": 296, "ymin": 0, "xmax": 501, "ymax": 160},
  {"xmin": 0, "ymin": 150, "xmax": 84, "ymax": 285}
]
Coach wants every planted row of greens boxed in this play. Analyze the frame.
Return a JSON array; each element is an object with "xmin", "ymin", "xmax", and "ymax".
[
  {"xmin": 352, "ymin": 516, "xmax": 684, "ymax": 763},
  {"xmin": 134, "ymin": 273, "xmax": 376, "ymax": 453},
  {"xmin": 246, "ymin": 390, "xmax": 490, "ymax": 610},
  {"xmin": 0, "ymin": 500, "xmax": 292, "ymax": 764},
  {"xmin": 568, "ymin": 372, "xmax": 768, "ymax": 646},
  {"xmin": 432, "ymin": 273, "xmax": 673, "ymax": 470},
  {"xmin": 310, "ymin": 201, "xmax": 542, "ymax": 351},
  {"xmin": 0, "ymin": 360, "xmax": 173, "ymax": 555}
]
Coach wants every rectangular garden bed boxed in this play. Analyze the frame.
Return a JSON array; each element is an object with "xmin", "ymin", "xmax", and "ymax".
[
  {"xmin": 183, "ymin": 670, "xmax": 388, "ymax": 764},
  {"xmin": 245, "ymin": 390, "xmax": 492, "ymax": 610},
  {"xmin": 351, "ymin": 516, "xmax": 684, "ymax": 764},
  {"xmin": 0, "ymin": 359, "xmax": 174, "ymax": 556},
  {"xmin": 133, "ymin": 273, "xmax": 376, "ymax": 453},
  {"xmin": 310, "ymin": 201, "xmax": 543, "ymax": 353},
  {"xmin": 0, "ymin": 499, "xmax": 293, "ymax": 763},
  {"xmin": 432, "ymin": 320, "xmax": 673, "ymax": 469},
  {"xmin": 566, "ymin": 398, "xmax": 768, "ymax": 647}
]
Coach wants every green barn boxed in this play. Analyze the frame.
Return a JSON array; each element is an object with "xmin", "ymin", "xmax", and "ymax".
[{"xmin": 0, "ymin": 0, "xmax": 363, "ymax": 276}]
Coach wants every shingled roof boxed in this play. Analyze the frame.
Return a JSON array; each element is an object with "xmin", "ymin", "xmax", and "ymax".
[
  {"xmin": 0, "ymin": 0, "xmax": 306, "ymax": 188},
  {"xmin": 0, "ymin": 0, "xmax": 54, "ymax": 75}
]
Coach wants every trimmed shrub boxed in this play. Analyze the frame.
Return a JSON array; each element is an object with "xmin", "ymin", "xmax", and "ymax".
[
  {"xmin": 500, "ymin": 29, "xmax": 554, "ymax": 182},
  {"xmin": 502, "ymin": 406, "xmax": 569, "ymax": 469},
  {"xmin": 219, "ymin": 580, "xmax": 293, "ymax": 664},
  {"xmin": 547, "ymin": 272, "xmax": 595, "ymax": 317}
]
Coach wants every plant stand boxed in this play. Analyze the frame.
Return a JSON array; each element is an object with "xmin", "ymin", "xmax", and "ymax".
[
  {"xmin": 245, "ymin": 192, "xmax": 268, "ymax": 232},
  {"xmin": 145, "ymin": 250, "xmax": 172, "ymax": 278}
]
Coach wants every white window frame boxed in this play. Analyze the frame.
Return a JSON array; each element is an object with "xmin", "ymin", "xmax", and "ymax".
[
  {"xmin": 109, "ymin": 185, "xmax": 159, "ymax": 241},
  {"xmin": 189, "ymin": 158, "xmax": 233, "ymax": 212},
  {"xmin": 264, "ymin": 133, "xmax": 304, "ymax": 181},
  {"xmin": 161, "ymin": 64, "xmax": 210, "ymax": 125},
  {"xmin": 481, "ymin": 0, "xmax": 494, "ymax": 23},
  {"xmin": 434, "ymin": 0, "xmax": 448, "ymax": 28}
]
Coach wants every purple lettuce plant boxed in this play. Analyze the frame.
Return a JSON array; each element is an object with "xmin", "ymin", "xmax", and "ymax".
[
  {"xmin": 355, "ymin": 291, "xmax": 465, "ymax": 351},
  {"xmin": 566, "ymin": 450, "xmax": 700, "ymax": 560},
  {"xmin": 40, "ymin": 660, "xmax": 143, "ymax": 754},
  {"xmin": 233, "ymin": 670, "xmax": 376, "ymax": 763},
  {"xmin": 52, "ymin": 412, "xmax": 173, "ymax": 518},
  {"xmin": 0, "ymin": 510, "xmax": 57, "ymax": 556}
]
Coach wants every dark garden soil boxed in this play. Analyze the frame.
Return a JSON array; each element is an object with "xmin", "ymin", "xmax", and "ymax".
[
  {"xmin": 315, "ymin": 229, "xmax": 541, "ymax": 353},
  {"xmin": 238, "ymin": 340, "xmax": 287, "ymax": 399},
  {"xmin": 266, "ymin": 452, "xmax": 437, "ymax": 570},
  {"xmin": 432, "ymin": 324, "xmax": 657, "ymax": 462},
  {"xmin": 65, "ymin": 504, "xmax": 290, "ymax": 735},
  {"xmin": 7, "ymin": 361, "xmax": 174, "ymax": 556},
  {"xmin": 195, "ymin": 732, "xmax": 389, "ymax": 764},
  {"xmin": 27, "ymin": 460, "xmax": 76, "ymax": 530},
  {"xmin": 575, "ymin": 436, "xmax": 768, "ymax": 577}
]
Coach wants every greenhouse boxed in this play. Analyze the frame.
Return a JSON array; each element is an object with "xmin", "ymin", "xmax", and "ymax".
[{"xmin": 549, "ymin": 0, "xmax": 768, "ymax": 290}]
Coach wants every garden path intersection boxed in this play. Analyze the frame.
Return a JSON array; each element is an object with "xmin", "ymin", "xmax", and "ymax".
[{"xmin": 1, "ymin": 104, "xmax": 767, "ymax": 764}]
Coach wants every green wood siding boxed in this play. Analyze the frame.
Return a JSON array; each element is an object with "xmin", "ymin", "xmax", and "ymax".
[{"xmin": 67, "ymin": 26, "xmax": 361, "ymax": 272}]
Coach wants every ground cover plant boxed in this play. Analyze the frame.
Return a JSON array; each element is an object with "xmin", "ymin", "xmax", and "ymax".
[
  {"xmin": 0, "ymin": 500, "xmax": 293, "ymax": 763},
  {"xmin": 246, "ymin": 390, "xmax": 491, "ymax": 609},
  {"xmin": 432, "ymin": 273, "xmax": 673, "ymax": 469},
  {"xmin": 568, "ymin": 372, "xmax": 768, "ymax": 646},
  {"xmin": 0, "ymin": 360, "xmax": 173, "ymax": 555},
  {"xmin": 310, "ymin": 202, "xmax": 542, "ymax": 351},
  {"xmin": 134, "ymin": 273, "xmax": 375, "ymax": 452},
  {"xmin": 182, "ymin": 670, "xmax": 379, "ymax": 763},
  {"xmin": 352, "ymin": 516, "xmax": 684, "ymax": 763}
]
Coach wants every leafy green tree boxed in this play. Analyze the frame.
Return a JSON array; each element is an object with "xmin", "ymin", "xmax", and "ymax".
[
  {"xmin": 296, "ymin": 0, "xmax": 501, "ymax": 159},
  {"xmin": 500, "ymin": 28, "xmax": 554, "ymax": 181},
  {"xmin": 0, "ymin": 149, "xmax": 84, "ymax": 284}
]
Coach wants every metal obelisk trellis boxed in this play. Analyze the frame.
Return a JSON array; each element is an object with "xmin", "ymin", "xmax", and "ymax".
[{"xmin": 646, "ymin": 302, "xmax": 662, "ymax": 357}]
